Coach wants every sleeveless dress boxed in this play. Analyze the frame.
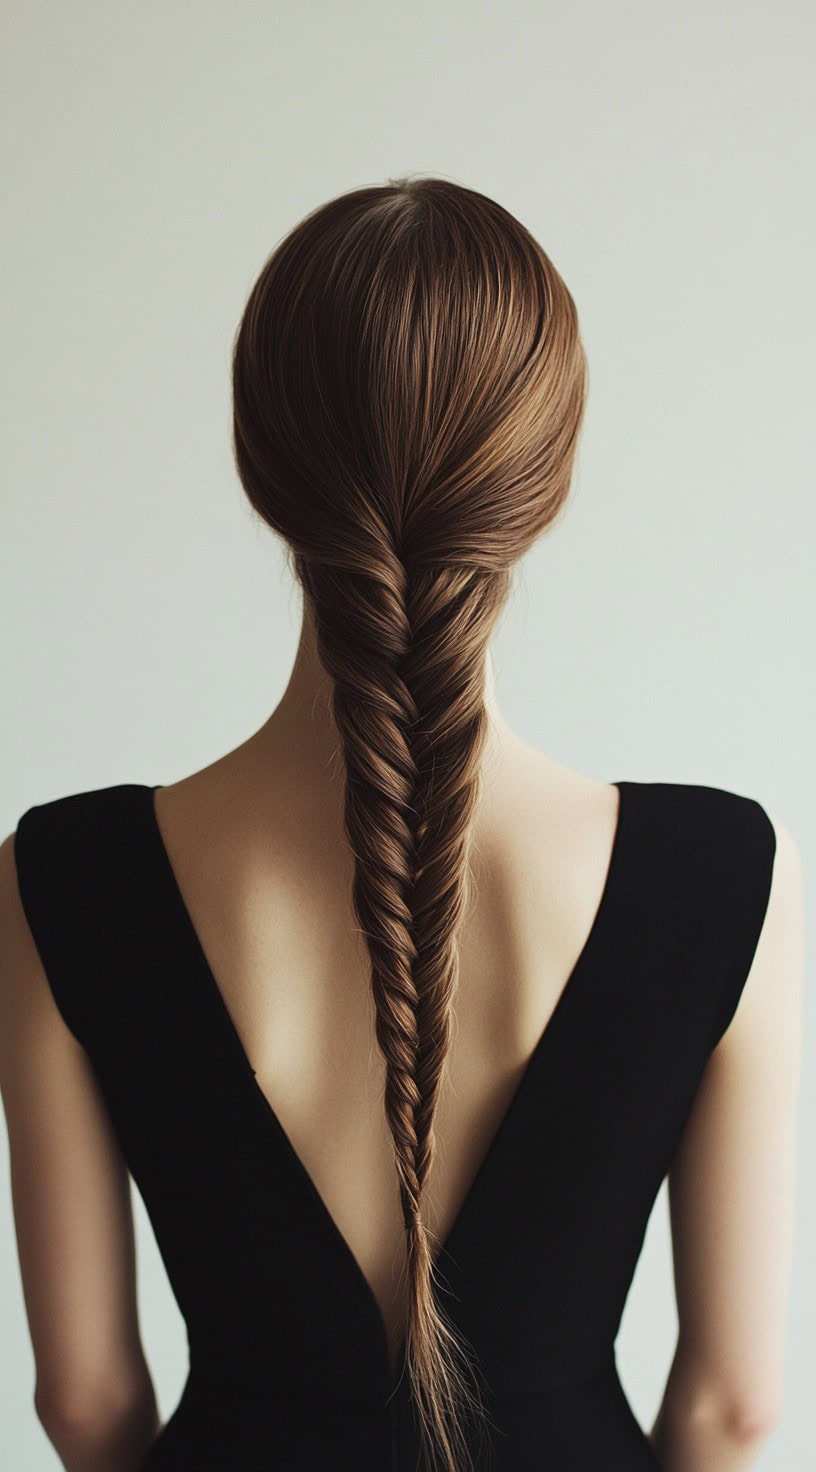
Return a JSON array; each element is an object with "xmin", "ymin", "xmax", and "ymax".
[{"xmin": 12, "ymin": 779, "xmax": 777, "ymax": 1472}]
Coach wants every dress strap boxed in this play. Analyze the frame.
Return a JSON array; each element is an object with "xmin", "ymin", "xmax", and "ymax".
[{"xmin": 13, "ymin": 784, "xmax": 155, "ymax": 1051}]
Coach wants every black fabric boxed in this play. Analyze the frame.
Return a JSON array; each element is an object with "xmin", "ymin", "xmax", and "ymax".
[{"xmin": 12, "ymin": 779, "xmax": 777, "ymax": 1471}]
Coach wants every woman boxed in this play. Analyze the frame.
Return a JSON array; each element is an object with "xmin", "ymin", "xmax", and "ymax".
[{"xmin": 0, "ymin": 176, "xmax": 803, "ymax": 1472}]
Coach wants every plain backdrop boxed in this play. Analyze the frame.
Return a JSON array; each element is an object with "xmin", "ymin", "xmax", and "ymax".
[{"xmin": 2, "ymin": 2, "xmax": 813, "ymax": 1467}]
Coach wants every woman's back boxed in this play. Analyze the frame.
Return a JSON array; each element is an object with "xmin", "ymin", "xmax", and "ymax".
[
  {"xmin": 147, "ymin": 735, "xmax": 624, "ymax": 1382},
  {"xmin": 6, "ymin": 734, "xmax": 789, "ymax": 1470}
]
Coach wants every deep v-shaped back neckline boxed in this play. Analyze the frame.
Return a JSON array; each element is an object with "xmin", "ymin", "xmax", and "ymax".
[{"xmin": 140, "ymin": 778, "xmax": 628, "ymax": 1392}]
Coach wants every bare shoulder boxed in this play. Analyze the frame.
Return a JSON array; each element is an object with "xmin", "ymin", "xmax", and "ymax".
[
  {"xmin": 476, "ymin": 744, "xmax": 621, "ymax": 937},
  {"xmin": 486, "ymin": 743, "xmax": 620, "ymax": 857}
]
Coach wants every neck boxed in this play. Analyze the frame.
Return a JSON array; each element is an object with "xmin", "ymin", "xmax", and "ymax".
[{"xmin": 243, "ymin": 596, "xmax": 523, "ymax": 791}]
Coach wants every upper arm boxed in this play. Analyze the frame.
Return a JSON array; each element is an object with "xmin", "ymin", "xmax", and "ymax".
[
  {"xmin": 0, "ymin": 828, "xmax": 148, "ymax": 1420},
  {"xmin": 666, "ymin": 813, "xmax": 804, "ymax": 1422}
]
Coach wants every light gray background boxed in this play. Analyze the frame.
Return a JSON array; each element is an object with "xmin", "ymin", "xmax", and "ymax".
[{"xmin": 2, "ymin": 2, "xmax": 813, "ymax": 1467}]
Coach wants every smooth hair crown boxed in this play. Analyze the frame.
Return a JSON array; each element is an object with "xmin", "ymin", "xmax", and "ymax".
[{"xmin": 231, "ymin": 174, "xmax": 587, "ymax": 1472}]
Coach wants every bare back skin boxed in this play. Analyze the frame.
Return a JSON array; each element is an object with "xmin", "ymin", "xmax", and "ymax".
[{"xmin": 150, "ymin": 727, "xmax": 620, "ymax": 1380}]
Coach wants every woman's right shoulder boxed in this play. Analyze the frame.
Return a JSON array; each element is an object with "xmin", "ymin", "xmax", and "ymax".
[
  {"xmin": 663, "ymin": 806, "xmax": 803, "ymax": 1425},
  {"xmin": 714, "ymin": 808, "xmax": 803, "ymax": 1052}
]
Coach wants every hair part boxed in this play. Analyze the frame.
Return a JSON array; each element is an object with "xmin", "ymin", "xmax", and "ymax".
[{"xmin": 231, "ymin": 174, "xmax": 587, "ymax": 1471}]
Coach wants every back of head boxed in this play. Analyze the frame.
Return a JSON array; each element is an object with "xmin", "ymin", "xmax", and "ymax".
[{"xmin": 231, "ymin": 174, "xmax": 586, "ymax": 1471}]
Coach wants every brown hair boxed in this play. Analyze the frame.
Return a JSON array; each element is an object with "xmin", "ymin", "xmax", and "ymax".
[{"xmin": 231, "ymin": 174, "xmax": 587, "ymax": 1471}]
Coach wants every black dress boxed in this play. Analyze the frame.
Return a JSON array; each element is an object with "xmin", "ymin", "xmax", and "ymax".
[{"xmin": 12, "ymin": 779, "xmax": 777, "ymax": 1471}]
